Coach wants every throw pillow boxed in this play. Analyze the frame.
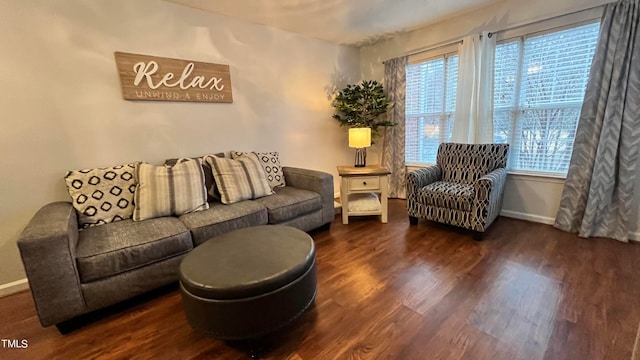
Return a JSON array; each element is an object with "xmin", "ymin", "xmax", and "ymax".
[
  {"xmin": 65, "ymin": 163, "xmax": 138, "ymax": 229},
  {"xmin": 165, "ymin": 153, "xmax": 224, "ymax": 202},
  {"xmin": 230, "ymin": 151, "xmax": 286, "ymax": 188},
  {"xmin": 133, "ymin": 158, "xmax": 209, "ymax": 221},
  {"xmin": 347, "ymin": 193, "xmax": 382, "ymax": 212},
  {"xmin": 206, "ymin": 155, "xmax": 273, "ymax": 205}
]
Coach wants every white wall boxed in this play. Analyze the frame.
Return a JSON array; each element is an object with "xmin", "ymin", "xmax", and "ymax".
[
  {"xmin": 361, "ymin": 0, "xmax": 640, "ymax": 235},
  {"xmin": 0, "ymin": 0, "xmax": 360, "ymax": 290}
]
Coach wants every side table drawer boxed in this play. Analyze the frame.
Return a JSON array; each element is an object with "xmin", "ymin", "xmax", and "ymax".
[{"xmin": 349, "ymin": 176, "xmax": 380, "ymax": 191}]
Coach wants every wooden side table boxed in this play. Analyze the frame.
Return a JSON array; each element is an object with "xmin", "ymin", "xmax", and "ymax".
[{"xmin": 337, "ymin": 165, "xmax": 391, "ymax": 224}]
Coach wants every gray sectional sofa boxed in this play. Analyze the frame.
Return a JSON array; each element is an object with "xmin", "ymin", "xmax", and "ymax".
[{"xmin": 17, "ymin": 166, "xmax": 333, "ymax": 330}]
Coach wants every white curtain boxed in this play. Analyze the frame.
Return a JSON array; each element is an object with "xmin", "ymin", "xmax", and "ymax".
[{"xmin": 451, "ymin": 31, "xmax": 496, "ymax": 144}]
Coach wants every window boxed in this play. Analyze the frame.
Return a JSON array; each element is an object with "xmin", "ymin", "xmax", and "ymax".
[
  {"xmin": 493, "ymin": 22, "xmax": 600, "ymax": 174},
  {"xmin": 405, "ymin": 54, "xmax": 458, "ymax": 163}
]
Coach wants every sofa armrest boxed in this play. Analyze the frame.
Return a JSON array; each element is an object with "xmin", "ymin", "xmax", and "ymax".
[
  {"xmin": 17, "ymin": 201, "xmax": 87, "ymax": 326},
  {"xmin": 283, "ymin": 167, "xmax": 334, "ymax": 226},
  {"xmin": 472, "ymin": 168, "xmax": 508, "ymax": 231}
]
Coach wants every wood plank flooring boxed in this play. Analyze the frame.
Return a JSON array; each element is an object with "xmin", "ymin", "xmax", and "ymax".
[{"xmin": 1, "ymin": 199, "xmax": 639, "ymax": 360}]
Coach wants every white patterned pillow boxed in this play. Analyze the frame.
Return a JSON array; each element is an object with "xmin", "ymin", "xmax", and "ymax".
[
  {"xmin": 133, "ymin": 158, "xmax": 209, "ymax": 221},
  {"xmin": 65, "ymin": 163, "xmax": 138, "ymax": 229},
  {"xmin": 230, "ymin": 151, "xmax": 286, "ymax": 188},
  {"xmin": 206, "ymin": 155, "xmax": 273, "ymax": 205}
]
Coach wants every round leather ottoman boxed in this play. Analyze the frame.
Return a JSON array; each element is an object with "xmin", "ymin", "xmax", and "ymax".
[{"xmin": 179, "ymin": 225, "xmax": 317, "ymax": 340}]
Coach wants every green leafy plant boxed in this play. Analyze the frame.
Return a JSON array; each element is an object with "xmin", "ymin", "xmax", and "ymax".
[{"xmin": 332, "ymin": 80, "xmax": 394, "ymax": 142}]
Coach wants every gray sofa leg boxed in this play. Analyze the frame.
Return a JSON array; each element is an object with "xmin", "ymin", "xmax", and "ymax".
[
  {"xmin": 409, "ymin": 216, "xmax": 418, "ymax": 225},
  {"xmin": 472, "ymin": 231, "xmax": 483, "ymax": 241}
]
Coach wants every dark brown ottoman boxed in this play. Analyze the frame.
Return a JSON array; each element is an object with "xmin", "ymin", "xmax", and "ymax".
[{"xmin": 179, "ymin": 225, "xmax": 317, "ymax": 340}]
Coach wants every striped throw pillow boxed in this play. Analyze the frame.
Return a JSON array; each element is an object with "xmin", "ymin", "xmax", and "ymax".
[
  {"xmin": 165, "ymin": 153, "xmax": 225, "ymax": 202},
  {"xmin": 206, "ymin": 155, "xmax": 273, "ymax": 205},
  {"xmin": 230, "ymin": 151, "xmax": 286, "ymax": 188},
  {"xmin": 133, "ymin": 158, "xmax": 209, "ymax": 221}
]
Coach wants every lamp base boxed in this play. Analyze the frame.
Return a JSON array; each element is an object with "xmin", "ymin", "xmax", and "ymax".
[{"xmin": 354, "ymin": 148, "xmax": 367, "ymax": 167}]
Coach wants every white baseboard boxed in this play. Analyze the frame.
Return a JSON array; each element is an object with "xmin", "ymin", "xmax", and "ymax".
[
  {"xmin": 500, "ymin": 210, "xmax": 555, "ymax": 225},
  {"xmin": 500, "ymin": 211, "xmax": 640, "ymax": 243},
  {"xmin": 0, "ymin": 278, "xmax": 29, "ymax": 298}
]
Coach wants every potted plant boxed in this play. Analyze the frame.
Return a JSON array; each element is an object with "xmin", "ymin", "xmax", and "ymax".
[{"xmin": 332, "ymin": 80, "xmax": 394, "ymax": 143}]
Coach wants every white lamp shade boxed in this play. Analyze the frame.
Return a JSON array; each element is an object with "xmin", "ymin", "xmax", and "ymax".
[{"xmin": 348, "ymin": 128, "xmax": 371, "ymax": 148}]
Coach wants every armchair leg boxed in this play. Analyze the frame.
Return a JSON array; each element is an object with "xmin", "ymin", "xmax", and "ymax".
[
  {"xmin": 472, "ymin": 231, "xmax": 483, "ymax": 241},
  {"xmin": 409, "ymin": 216, "xmax": 418, "ymax": 225}
]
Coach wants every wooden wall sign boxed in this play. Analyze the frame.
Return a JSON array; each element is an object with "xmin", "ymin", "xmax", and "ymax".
[{"xmin": 114, "ymin": 52, "xmax": 233, "ymax": 103}]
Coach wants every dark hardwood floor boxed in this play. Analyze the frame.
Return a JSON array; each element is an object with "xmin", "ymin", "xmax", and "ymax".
[{"xmin": 1, "ymin": 199, "xmax": 639, "ymax": 360}]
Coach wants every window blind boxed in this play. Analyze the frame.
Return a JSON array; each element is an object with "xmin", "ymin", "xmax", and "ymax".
[
  {"xmin": 493, "ymin": 22, "xmax": 600, "ymax": 174},
  {"xmin": 405, "ymin": 54, "xmax": 458, "ymax": 164}
]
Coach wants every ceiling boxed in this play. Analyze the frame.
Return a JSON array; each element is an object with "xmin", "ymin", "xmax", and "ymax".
[{"xmin": 165, "ymin": 0, "xmax": 498, "ymax": 46}]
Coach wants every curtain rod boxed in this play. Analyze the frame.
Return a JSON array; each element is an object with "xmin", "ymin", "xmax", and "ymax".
[
  {"xmin": 382, "ymin": 3, "xmax": 606, "ymax": 64},
  {"xmin": 382, "ymin": 39, "xmax": 462, "ymax": 64},
  {"xmin": 487, "ymin": 3, "xmax": 605, "ymax": 38}
]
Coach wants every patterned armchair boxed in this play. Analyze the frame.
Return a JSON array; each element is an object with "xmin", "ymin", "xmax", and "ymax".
[{"xmin": 406, "ymin": 143, "xmax": 509, "ymax": 240}]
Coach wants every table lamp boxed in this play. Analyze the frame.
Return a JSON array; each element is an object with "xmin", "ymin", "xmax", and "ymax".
[{"xmin": 348, "ymin": 128, "xmax": 371, "ymax": 167}]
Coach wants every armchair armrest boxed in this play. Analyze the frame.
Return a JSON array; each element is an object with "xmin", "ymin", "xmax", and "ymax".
[
  {"xmin": 17, "ymin": 201, "xmax": 87, "ymax": 326},
  {"xmin": 406, "ymin": 165, "xmax": 442, "ymax": 199},
  {"xmin": 472, "ymin": 168, "xmax": 508, "ymax": 231},
  {"xmin": 406, "ymin": 165, "xmax": 442, "ymax": 218},
  {"xmin": 282, "ymin": 167, "xmax": 334, "ymax": 225}
]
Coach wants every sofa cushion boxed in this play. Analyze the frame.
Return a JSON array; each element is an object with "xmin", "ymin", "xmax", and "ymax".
[
  {"xmin": 76, "ymin": 217, "xmax": 192, "ymax": 283},
  {"xmin": 179, "ymin": 201, "xmax": 268, "ymax": 246},
  {"xmin": 206, "ymin": 155, "xmax": 273, "ymax": 204},
  {"xmin": 253, "ymin": 186, "xmax": 321, "ymax": 224},
  {"xmin": 418, "ymin": 181, "xmax": 474, "ymax": 211},
  {"xmin": 65, "ymin": 163, "xmax": 138, "ymax": 229},
  {"xmin": 231, "ymin": 151, "xmax": 286, "ymax": 188},
  {"xmin": 133, "ymin": 159, "xmax": 209, "ymax": 221}
]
